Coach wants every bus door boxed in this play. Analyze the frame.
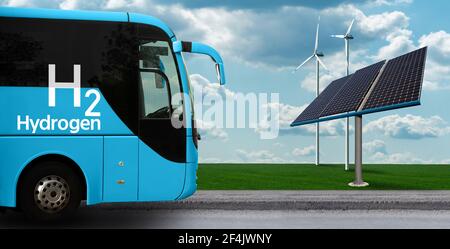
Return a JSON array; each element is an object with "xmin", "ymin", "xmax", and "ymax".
[{"xmin": 137, "ymin": 40, "xmax": 186, "ymax": 201}]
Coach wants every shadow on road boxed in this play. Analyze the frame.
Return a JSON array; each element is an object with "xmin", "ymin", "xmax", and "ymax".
[{"xmin": 0, "ymin": 206, "xmax": 169, "ymax": 229}]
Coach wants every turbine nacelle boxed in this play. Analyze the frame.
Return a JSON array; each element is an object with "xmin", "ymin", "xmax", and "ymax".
[{"xmin": 315, "ymin": 51, "xmax": 324, "ymax": 57}]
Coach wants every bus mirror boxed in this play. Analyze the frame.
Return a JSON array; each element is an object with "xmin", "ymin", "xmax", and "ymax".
[
  {"xmin": 215, "ymin": 63, "xmax": 225, "ymax": 85},
  {"xmin": 174, "ymin": 41, "xmax": 226, "ymax": 85}
]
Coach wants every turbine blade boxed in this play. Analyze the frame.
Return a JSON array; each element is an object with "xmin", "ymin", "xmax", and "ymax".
[
  {"xmin": 315, "ymin": 16, "xmax": 320, "ymax": 51},
  {"xmin": 331, "ymin": 34, "xmax": 345, "ymax": 39},
  {"xmin": 346, "ymin": 19, "xmax": 355, "ymax": 36},
  {"xmin": 293, "ymin": 55, "xmax": 315, "ymax": 73},
  {"xmin": 315, "ymin": 55, "xmax": 328, "ymax": 71}
]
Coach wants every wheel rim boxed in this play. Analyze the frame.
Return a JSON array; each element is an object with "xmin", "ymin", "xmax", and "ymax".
[{"xmin": 34, "ymin": 175, "xmax": 70, "ymax": 213}]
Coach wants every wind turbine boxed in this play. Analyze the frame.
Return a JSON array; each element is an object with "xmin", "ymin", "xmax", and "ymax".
[
  {"xmin": 293, "ymin": 16, "xmax": 328, "ymax": 166},
  {"xmin": 331, "ymin": 18, "xmax": 354, "ymax": 171}
]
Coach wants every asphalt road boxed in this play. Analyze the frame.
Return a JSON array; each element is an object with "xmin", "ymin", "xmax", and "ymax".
[
  {"xmin": 3, "ymin": 208, "xmax": 450, "ymax": 229},
  {"xmin": 3, "ymin": 190, "xmax": 450, "ymax": 228}
]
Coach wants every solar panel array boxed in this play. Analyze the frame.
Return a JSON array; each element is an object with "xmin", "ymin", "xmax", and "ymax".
[
  {"xmin": 291, "ymin": 47, "xmax": 427, "ymax": 127},
  {"xmin": 293, "ymin": 75, "xmax": 352, "ymax": 123},
  {"xmin": 363, "ymin": 47, "xmax": 427, "ymax": 110},
  {"xmin": 321, "ymin": 61, "xmax": 385, "ymax": 117}
]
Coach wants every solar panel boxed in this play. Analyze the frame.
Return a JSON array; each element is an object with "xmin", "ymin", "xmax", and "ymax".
[
  {"xmin": 320, "ymin": 61, "xmax": 385, "ymax": 117},
  {"xmin": 293, "ymin": 75, "xmax": 352, "ymax": 123},
  {"xmin": 291, "ymin": 47, "xmax": 427, "ymax": 127},
  {"xmin": 363, "ymin": 47, "xmax": 427, "ymax": 110}
]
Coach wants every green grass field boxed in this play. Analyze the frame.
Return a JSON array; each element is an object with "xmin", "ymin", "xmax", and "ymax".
[{"xmin": 197, "ymin": 164, "xmax": 450, "ymax": 190}]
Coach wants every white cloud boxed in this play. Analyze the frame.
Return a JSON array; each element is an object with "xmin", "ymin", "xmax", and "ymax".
[
  {"xmin": 364, "ymin": 114, "xmax": 450, "ymax": 139},
  {"xmin": 362, "ymin": 138, "xmax": 433, "ymax": 164},
  {"xmin": 292, "ymin": 145, "xmax": 315, "ymax": 157},
  {"xmin": 2, "ymin": 0, "xmax": 57, "ymax": 7},
  {"xmin": 419, "ymin": 31, "xmax": 450, "ymax": 60},
  {"xmin": 236, "ymin": 149, "xmax": 285, "ymax": 163},
  {"xmin": 104, "ymin": 0, "xmax": 129, "ymax": 9},
  {"xmin": 363, "ymin": 139, "xmax": 387, "ymax": 155},
  {"xmin": 196, "ymin": 119, "xmax": 228, "ymax": 141},
  {"xmin": 422, "ymin": 80, "xmax": 450, "ymax": 91},
  {"xmin": 370, "ymin": 151, "xmax": 431, "ymax": 164},
  {"xmin": 199, "ymin": 157, "xmax": 222, "ymax": 163},
  {"xmin": 418, "ymin": 31, "xmax": 450, "ymax": 91},
  {"xmin": 368, "ymin": 0, "xmax": 413, "ymax": 7},
  {"xmin": 359, "ymin": 11, "xmax": 410, "ymax": 38},
  {"xmin": 304, "ymin": 119, "xmax": 349, "ymax": 137},
  {"xmin": 256, "ymin": 102, "xmax": 350, "ymax": 137},
  {"xmin": 190, "ymin": 74, "xmax": 235, "ymax": 99},
  {"xmin": 376, "ymin": 29, "xmax": 416, "ymax": 59}
]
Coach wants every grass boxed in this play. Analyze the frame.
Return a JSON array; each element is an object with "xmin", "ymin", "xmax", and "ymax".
[{"xmin": 197, "ymin": 164, "xmax": 450, "ymax": 190}]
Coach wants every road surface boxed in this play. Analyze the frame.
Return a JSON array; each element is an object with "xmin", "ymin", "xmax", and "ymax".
[
  {"xmin": 2, "ymin": 190, "xmax": 450, "ymax": 228},
  {"xmin": 3, "ymin": 208, "xmax": 450, "ymax": 229}
]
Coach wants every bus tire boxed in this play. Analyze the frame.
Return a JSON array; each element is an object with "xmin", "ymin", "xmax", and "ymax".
[{"xmin": 18, "ymin": 161, "xmax": 82, "ymax": 221}]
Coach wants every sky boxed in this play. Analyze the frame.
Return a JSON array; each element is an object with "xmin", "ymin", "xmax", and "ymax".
[{"xmin": 2, "ymin": 0, "xmax": 450, "ymax": 164}]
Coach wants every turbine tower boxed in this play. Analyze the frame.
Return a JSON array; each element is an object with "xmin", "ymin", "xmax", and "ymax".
[
  {"xmin": 331, "ymin": 19, "xmax": 355, "ymax": 171},
  {"xmin": 293, "ymin": 16, "xmax": 328, "ymax": 166}
]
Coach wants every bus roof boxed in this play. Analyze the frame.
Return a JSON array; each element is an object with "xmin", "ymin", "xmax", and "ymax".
[{"xmin": 0, "ymin": 7, "xmax": 176, "ymax": 39}]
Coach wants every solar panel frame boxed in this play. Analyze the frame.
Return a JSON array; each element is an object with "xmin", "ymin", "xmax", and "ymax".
[
  {"xmin": 320, "ymin": 60, "xmax": 385, "ymax": 117},
  {"xmin": 292, "ymin": 75, "xmax": 353, "ymax": 124},
  {"xmin": 363, "ymin": 47, "xmax": 427, "ymax": 111}
]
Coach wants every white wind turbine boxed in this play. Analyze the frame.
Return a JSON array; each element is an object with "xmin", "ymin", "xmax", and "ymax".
[
  {"xmin": 293, "ymin": 16, "xmax": 328, "ymax": 166},
  {"xmin": 331, "ymin": 18, "xmax": 355, "ymax": 171}
]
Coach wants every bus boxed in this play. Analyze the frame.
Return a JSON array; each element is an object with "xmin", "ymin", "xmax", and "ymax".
[{"xmin": 0, "ymin": 7, "xmax": 226, "ymax": 220}]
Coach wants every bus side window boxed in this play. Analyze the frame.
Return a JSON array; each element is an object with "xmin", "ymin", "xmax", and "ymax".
[{"xmin": 139, "ymin": 71, "xmax": 171, "ymax": 119}]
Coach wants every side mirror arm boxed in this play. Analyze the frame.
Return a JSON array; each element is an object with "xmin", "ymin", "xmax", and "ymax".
[{"xmin": 173, "ymin": 41, "xmax": 226, "ymax": 85}]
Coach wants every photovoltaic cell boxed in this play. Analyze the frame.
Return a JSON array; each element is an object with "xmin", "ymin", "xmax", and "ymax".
[
  {"xmin": 293, "ymin": 75, "xmax": 352, "ymax": 123},
  {"xmin": 320, "ymin": 61, "xmax": 385, "ymax": 117},
  {"xmin": 363, "ymin": 47, "xmax": 427, "ymax": 110}
]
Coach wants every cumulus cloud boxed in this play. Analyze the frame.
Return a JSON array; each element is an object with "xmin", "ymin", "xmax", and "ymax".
[
  {"xmin": 369, "ymin": 0, "xmax": 413, "ymax": 6},
  {"xmin": 416, "ymin": 31, "xmax": 450, "ymax": 91},
  {"xmin": 196, "ymin": 119, "xmax": 228, "ymax": 141},
  {"xmin": 2, "ymin": 0, "xmax": 57, "ymax": 7},
  {"xmin": 370, "ymin": 151, "xmax": 431, "ymax": 164},
  {"xmin": 364, "ymin": 114, "xmax": 450, "ymax": 139},
  {"xmin": 419, "ymin": 31, "xmax": 450, "ymax": 60},
  {"xmin": 255, "ymin": 102, "xmax": 350, "ymax": 137},
  {"xmin": 359, "ymin": 11, "xmax": 410, "ymax": 39},
  {"xmin": 363, "ymin": 139, "xmax": 387, "ymax": 155},
  {"xmin": 1, "ymin": 0, "xmax": 415, "ymax": 69},
  {"xmin": 190, "ymin": 73, "xmax": 345, "ymax": 139},
  {"xmin": 376, "ymin": 29, "xmax": 416, "ymax": 59},
  {"xmin": 362, "ymin": 138, "xmax": 433, "ymax": 164},
  {"xmin": 292, "ymin": 145, "xmax": 315, "ymax": 157},
  {"xmin": 236, "ymin": 149, "xmax": 285, "ymax": 163},
  {"xmin": 190, "ymin": 74, "xmax": 234, "ymax": 99},
  {"xmin": 199, "ymin": 157, "xmax": 222, "ymax": 163}
]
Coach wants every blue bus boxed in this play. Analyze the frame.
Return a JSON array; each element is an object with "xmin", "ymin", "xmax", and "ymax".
[{"xmin": 0, "ymin": 7, "xmax": 226, "ymax": 220}]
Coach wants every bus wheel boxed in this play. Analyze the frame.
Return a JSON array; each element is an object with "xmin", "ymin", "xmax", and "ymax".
[{"xmin": 18, "ymin": 161, "xmax": 82, "ymax": 221}]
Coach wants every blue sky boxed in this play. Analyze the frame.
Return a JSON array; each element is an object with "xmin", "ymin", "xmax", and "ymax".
[{"xmin": 2, "ymin": 0, "xmax": 450, "ymax": 164}]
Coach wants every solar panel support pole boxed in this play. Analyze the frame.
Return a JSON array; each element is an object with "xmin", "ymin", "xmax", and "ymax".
[
  {"xmin": 316, "ymin": 59, "xmax": 320, "ymax": 166},
  {"xmin": 349, "ymin": 115, "xmax": 369, "ymax": 187}
]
